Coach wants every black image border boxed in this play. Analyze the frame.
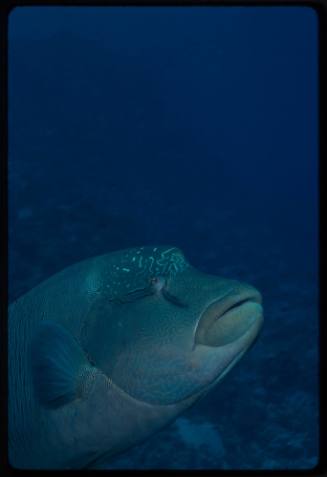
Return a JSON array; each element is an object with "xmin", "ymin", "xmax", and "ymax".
[{"xmin": 0, "ymin": 1, "xmax": 325, "ymax": 476}]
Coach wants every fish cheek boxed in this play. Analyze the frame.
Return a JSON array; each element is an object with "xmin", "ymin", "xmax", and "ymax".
[
  {"xmin": 80, "ymin": 292, "xmax": 201, "ymax": 405},
  {"xmin": 104, "ymin": 302, "xmax": 203, "ymax": 404},
  {"xmin": 80, "ymin": 295, "xmax": 144, "ymax": 378},
  {"xmin": 80, "ymin": 298, "xmax": 118, "ymax": 369}
]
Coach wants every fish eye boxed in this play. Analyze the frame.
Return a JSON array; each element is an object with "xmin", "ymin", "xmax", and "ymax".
[{"xmin": 150, "ymin": 276, "xmax": 166, "ymax": 292}]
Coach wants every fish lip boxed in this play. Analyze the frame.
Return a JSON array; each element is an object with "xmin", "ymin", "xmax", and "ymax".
[
  {"xmin": 206, "ymin": 313, "xmax": 264, "ymax": 387},
  {"xmin": 194, "ymin": 288, "xmax": 263, "ymax": 345},
  {"xmin": 218, "ymin": 292, "xmax": 262, "ymax": 319}
]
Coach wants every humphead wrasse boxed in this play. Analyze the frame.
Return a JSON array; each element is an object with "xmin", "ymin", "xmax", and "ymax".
[{"xmin": 8, "ymin": 246, "xmax": 263, "ymax": 469}]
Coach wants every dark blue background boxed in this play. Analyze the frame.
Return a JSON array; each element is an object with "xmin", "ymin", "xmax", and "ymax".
[{"xmin": 8, "ymin": 6, "xmax": 319, "ymax": 469}]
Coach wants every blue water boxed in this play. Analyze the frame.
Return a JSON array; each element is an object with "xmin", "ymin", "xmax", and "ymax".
[{"xmin": 8, "ymin": 6, "xmax": 319, "ymax": 470}]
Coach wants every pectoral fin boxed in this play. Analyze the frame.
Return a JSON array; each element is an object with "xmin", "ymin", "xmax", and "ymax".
[{"xmin": 31, "ymin": 320, "xmax": 98, "ymax": 409}]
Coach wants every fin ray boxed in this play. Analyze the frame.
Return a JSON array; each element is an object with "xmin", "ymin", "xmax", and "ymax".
[{"xmin": 31, "ymin": 320, "xmax": 89, "ymax": 409}]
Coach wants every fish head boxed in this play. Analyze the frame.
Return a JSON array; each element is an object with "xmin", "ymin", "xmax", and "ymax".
[{"xmin": 84, "ymin": 246, "xmax": 263, "ymax": 406}]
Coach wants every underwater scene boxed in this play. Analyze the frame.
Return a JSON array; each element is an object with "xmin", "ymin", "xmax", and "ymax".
[{"xmin": 8, "ymin": 6, "xmax": 319, "ymax": 470}]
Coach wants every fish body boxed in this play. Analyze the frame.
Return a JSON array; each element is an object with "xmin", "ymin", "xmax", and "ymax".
[{"xmin": 9, "ymin": 246, "xmax": 263, "ymax": 469}]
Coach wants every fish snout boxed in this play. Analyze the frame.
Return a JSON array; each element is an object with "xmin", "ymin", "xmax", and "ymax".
[{"xmin": 194, "ymin": 286, "xmax": 263, "ymax": 348}]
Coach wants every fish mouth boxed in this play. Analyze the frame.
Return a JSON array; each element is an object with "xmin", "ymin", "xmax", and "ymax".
[{"xmin": 194, "ymin": 288, "xmax": 263, "ymax": 348}]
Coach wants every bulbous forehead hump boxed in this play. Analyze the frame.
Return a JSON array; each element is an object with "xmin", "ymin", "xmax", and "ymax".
[{"xmin": 119, "ymin": 246, "xmax": 190, "ymax": 278}]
